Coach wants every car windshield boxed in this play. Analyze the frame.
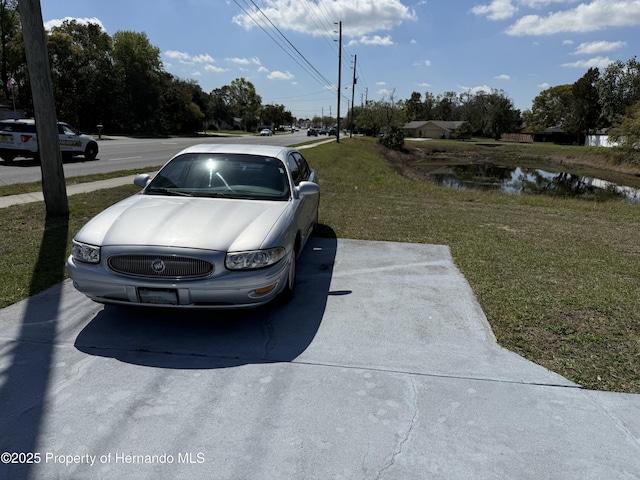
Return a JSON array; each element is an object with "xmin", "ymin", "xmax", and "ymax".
[{"xmin": 144, "ymin": 153, "xmax": 291, "ymax": 201}]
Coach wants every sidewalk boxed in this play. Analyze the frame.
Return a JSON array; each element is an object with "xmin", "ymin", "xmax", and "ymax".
[{"xmin": 0, "ymin": 174, "xmax": 141, "ymax": 209}]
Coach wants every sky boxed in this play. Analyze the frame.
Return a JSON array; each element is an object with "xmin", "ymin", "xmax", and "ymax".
[{"xmin": 40, "ymin": 0, "xmax": 640, "ymax": 120}]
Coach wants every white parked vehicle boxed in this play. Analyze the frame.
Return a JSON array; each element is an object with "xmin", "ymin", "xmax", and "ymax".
[{"xmin": 0, "ymin": 118, "xmax": 99, "ymax": 162}]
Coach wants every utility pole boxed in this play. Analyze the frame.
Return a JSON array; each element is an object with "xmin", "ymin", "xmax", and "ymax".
[
  {"xmin": 18, "ymin": 0, "xmax": 68, "ymax": 217},
  {"xmin": 335, "ymin": 21, "xmax": 342, "ymax": 144},
  {"xmin": 350, "ymin": 55, "xmax": 357, "ymax": 138}
]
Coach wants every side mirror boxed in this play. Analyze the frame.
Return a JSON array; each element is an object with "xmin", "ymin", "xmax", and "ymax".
[
  {"xmin": 295, "ymin": 181, "xmax": 320, "ymax": 198},
  {"xmin": 134, "ymin": 174, "xmax": 151, "ymax": 188}
]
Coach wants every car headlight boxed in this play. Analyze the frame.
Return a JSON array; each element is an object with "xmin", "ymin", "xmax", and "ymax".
[
  {"xmin": 225, "ymin": 247, "xmax": 286, "ymax": 270},
  {"xmin": 71, "ymin": 240, "xmax": 100, "ymax": 263}
]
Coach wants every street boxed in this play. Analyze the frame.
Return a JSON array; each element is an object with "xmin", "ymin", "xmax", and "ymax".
[{"xmin": 0, "ymin": 130, "xmax": 321, "ymax": 186}]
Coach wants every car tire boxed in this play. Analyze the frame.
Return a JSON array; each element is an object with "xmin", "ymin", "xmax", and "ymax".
[
  {"xmin": 279, "ymin": 250, "xmax": 297, "ymax": 302},
  {"xmin": 1, "ymin": 154, "xmax": 14, "ymax": 162},
  {"xmin": 85, "ymin": 142, "xmax": 98, "ymax": 160}
]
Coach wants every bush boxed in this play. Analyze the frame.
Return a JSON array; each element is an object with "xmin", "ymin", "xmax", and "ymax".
[{"xmin": 379, "ymin": 126, "xmax": 405, "ymax": 150}]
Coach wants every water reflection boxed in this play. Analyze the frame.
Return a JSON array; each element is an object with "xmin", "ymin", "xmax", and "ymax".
[{"xmin": 427, "ymin": 164, "xmax": 640, "ymax": 204}]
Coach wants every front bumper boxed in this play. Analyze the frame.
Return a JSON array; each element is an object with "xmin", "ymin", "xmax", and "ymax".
[{"xmin": 66, "ymin": 253, "xmax": 291, "ymax": 309}]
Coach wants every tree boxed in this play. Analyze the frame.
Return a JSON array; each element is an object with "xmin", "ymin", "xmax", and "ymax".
[
  {"xmin": 432, "ymin": 91, "xmax": 461, "ymax": 121},
  {"xmin": 355, "ymin": 90, "xmax": 406, "ymax": 147},
  {"xmin": 571, "ymin": 67, "xmax": 601, "ymax": 136},
  {"xmin": 528, "ymin": 84, "xmax": 576, "ymax": 132},
  {"xmin": 47, "ymin": 20, "xmax": 114, "ymax": 132},
  {"xmin": 111, "ymin": 30, "xmax": 162, "ymax": 133},
  {"xmin": 607, "ymin": 100, "xmax": 640, "ymax": 153},
  {"xmin": 0, "ymin": 0, "xmax": 19, "ymax": 101},
  {"xmin": 260, "ymin": 103, "xmax": 292, "ymax": 128},
  {"xmin": 208, "ymin": 86, "xmax": 233, "ymax": 130},
  {"xmin": 403, "ymin": 91, "xmax": 422, "ymax": 121},
  {"xmin": 483, "ymin": 90, "xmax": 521, "ymax": 139},
  {"xmin": 227, "ymin": 77, "xmax": 261, "ymax": 132},
  {"xmin": 422, "ymin": 92, "xmax": 436, "ymax": 120},
  {"xmin": 157, "ymin": 74, "xmax": 204, "ymax": 134},
  {"xmin": 597, "ymin": 57, "xmax": 640, "ymax": 127}
]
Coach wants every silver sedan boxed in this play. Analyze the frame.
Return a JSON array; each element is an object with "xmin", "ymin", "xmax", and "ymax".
[{"xmin": 67, "ymin": 144, "xmax": 320, "ymax": 309}]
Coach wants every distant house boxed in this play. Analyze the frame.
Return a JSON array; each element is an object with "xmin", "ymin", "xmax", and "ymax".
[
  {"xmin": 585, "ymin": 130, "xmax": 617, "ymax": 147},
  {"xmin": 402, "ymin": 120, "xmax": 465, "ymax": 139},
  {"xmin": 532, "ymin": 126, "xmax": 581, "ymax": 145}
]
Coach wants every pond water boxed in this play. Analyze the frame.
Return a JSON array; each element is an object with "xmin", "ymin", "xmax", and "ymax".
[{"xmin": 427, "ymin": 164, "xmax": 640, "ymax": 204}]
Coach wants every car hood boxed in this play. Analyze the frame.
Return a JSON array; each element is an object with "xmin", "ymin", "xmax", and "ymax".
[{"xmin": 75, "ymin": 194, "xmax": 290, "ymax": 252}]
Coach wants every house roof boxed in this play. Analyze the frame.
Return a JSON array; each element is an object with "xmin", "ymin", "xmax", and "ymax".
[
  {"xmin": 403, "ymin": 121, "xmax": 429, "ymax": 129},
  {"xmin": 403, "ymin": 120, "xmax": 465, "ymax": 131}
]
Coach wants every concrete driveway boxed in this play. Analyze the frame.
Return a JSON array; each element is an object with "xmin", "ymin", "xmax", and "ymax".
[{"xmin": 1, "ymin": 238, "xmax": 639, "ymax": 479}]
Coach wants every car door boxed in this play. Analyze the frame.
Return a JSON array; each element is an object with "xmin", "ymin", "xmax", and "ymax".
[
  {"xmin": 288, "ymin": 152, "xmax": 319, "ymax": 240},
  {"xmin": 58, "ymin": 123, "xmax": 82, "ymax": 154}
]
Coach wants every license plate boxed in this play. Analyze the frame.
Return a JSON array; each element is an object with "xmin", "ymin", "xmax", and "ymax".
[{"xmin": 138, "ymin": 288, "xmax": 178, "ymax": 305}]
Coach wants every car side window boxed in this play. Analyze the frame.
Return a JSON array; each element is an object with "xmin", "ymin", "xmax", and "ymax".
[
  {"xmin": 293, "ymin": 153, "xmax": 311, "ymax": 180},
  {"xmin": 59, "ymin": 124, "xmax": 76, "ymax": 135},
  {"xmin": 287, "ymin": 154, "xmax": 302, "ymax": 186}
]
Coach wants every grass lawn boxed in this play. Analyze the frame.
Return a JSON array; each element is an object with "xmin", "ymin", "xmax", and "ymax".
[{"xmin": 0, "ymin": 136, "xmax": 638, "ymax": 393}]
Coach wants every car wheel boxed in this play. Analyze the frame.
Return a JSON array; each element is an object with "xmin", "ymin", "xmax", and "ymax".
[
  {"xmin": 85, "ymin": 142, "xmax": 98, "ymax": 160},
  {"xmin": 279, "ymin": 250, "xmax": 297, "ymax": 302},
  {"xmin": 1, "ymin": 154, "xmax": 14, "ymax": 162}
]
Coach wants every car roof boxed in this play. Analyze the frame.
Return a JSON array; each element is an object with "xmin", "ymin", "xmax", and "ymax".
[
  {"xmin": 176, "ymin": 144, "xmax": 293, "ymax": 158},
  {"xmin": 0, "ymin": 118, "xmax": 36, "ymax": 124},
  {"xmin": 0, "ymin": 118, "xmax": 68, "ymax": 125}
]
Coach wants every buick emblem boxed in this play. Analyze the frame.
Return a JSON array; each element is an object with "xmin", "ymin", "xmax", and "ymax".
[{"xmin": 151, "ymin": 258, "xmax": 166, "ymax": 274}]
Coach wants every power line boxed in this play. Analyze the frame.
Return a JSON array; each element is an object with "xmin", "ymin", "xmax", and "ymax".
[{"xmin": 232, "ymin": 0, "xmax": 336, "ymax": 93}]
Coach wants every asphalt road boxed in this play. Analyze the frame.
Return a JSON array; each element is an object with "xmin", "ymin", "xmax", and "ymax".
[{"xmin": 0, "ymin": 130, "xmax": 324, "ymax": 186}]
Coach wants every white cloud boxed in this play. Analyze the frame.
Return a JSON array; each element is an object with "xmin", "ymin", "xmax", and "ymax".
[
  {"xmin": 519, "ymin": 0, "xmax": 577, "ymax": 6},
  {"xmin": 165, "ymin": 50, "xmax": 216, "ymax": 65},
  {"xmin": 226, "ymin": 57, "xmax": 262, "ymax": 66},
  {"xmin": 506, "ymin": 0, "xmax": 640, "ymax": 36},
  {"xmin": 418, "ymin": 82, "xmax": 432, "ymax": 87},
  {"xmin": 233, "ymin": 0, "xmax": 416, "ymax": 38},
  {"xmin": 192, "ymin": 54, "xmax": 215, "ymax": 63},
  {"xmin": 44, "ymin": 16, "xmax": 105, "ymax": 31},
  {"xmin": 470, "ymin": 0, "xmax": 518, "ymax": 21},
  {"xmin": 561, "ymin": 56, "xmax": 614, "ymax": 68},
  {"xmin": 413, "ymin": 60, "xmax": 432, "ymax": 67},
  {"xmin": 349, "ymin": 35, "xmax": 395, "ymax": 46},
  {"xmin": 572, "ymin": 40, "xmax": 626, "ymax": 55},
  {"xmin": 538, "ymin": 82, "xmax": 551, "ymax": 88},
  {"xmin": 494, "ymin": 74, "xmax": 511, "ymax": 80},
  {"xmin": 204, "ymin": 64, "xmax": 227, "ymax": 73},
  {"xmin": 164, "ymin": 50, "xmax": 195, "ymax": 63},
  {"xmin": 267, "ymin": 70, "xmax": 295, "ymax": 80}
]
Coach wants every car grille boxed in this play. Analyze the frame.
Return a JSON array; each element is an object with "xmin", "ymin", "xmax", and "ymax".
[{"xmin": 107, "ymin": 254, "xmax": 214, "ymax": 278}]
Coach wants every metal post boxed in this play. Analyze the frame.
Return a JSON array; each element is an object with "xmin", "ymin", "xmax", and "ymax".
[{"xmin": 336, "ymin": 21, "xmax": 342, "ymax": 144}]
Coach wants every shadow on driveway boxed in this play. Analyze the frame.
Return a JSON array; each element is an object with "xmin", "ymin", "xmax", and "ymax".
[
  {"xmin": 0, "ymin": 215, "xmax": 69, "ymax": 480},
  {"xmin": 73, "ymin": 235, "xmax": 339, "ymax": 369}
]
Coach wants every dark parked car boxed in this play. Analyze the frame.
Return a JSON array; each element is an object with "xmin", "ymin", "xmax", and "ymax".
[{"xmin": 307, "ymin": 128, "xmax": 318, "ymax": 136}]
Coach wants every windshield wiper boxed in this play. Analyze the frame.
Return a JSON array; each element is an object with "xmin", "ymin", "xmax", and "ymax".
[{"xmin": 146, "ymin": 187, "xmax": 193, "ymax": 197}]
